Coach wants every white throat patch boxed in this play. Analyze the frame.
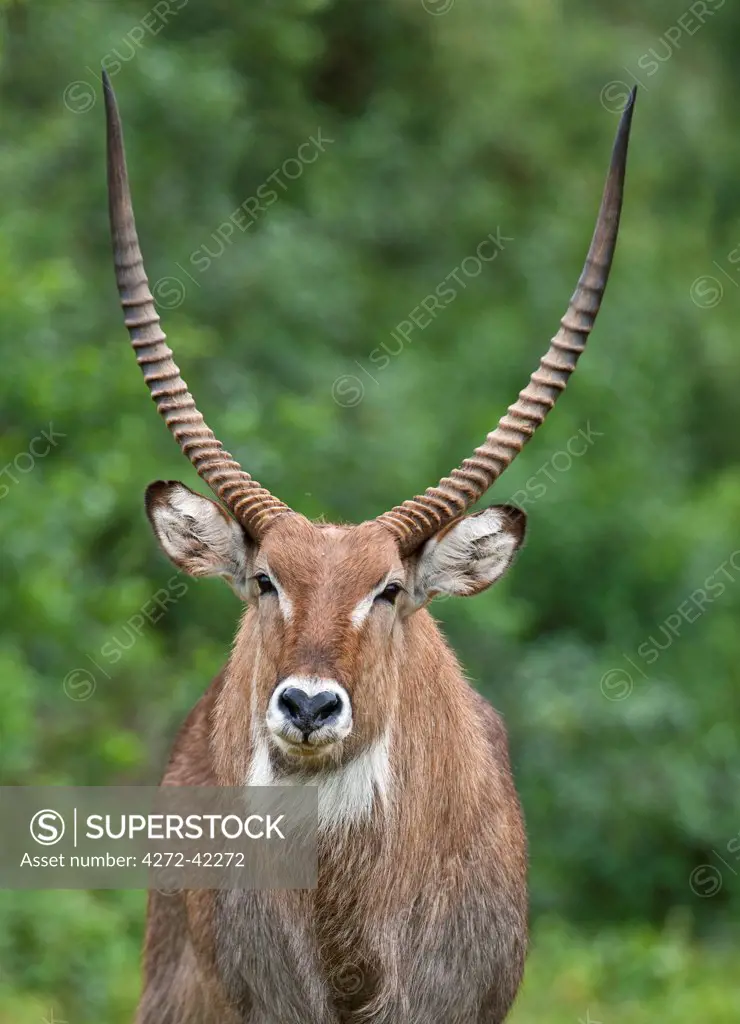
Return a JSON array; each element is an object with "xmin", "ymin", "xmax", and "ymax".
[{"xmin": 246, "ymin": 729, "xmax": 393, "ymax": 832}]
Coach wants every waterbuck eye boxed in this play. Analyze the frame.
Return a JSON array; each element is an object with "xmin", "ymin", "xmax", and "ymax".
[
  {"xmin": 254, "ymin": 573, "xmax": 276, "ymax": 596},
  {"xmin": 376, "ymin": 582, "xmax": 403, "ymax": 605}
]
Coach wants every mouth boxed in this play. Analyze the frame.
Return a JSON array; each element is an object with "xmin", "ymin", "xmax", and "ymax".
[{"xmin": 271, "ymin": 733, "xmax": 340, "ymax": 760}]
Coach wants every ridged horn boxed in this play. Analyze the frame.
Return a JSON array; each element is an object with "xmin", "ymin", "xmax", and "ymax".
[
  {"xmin": 377, "ymin": 87, "xmax": 636, "ymax": 556},
  {"xmin": 103, "ymin": 71, "xmax": 292, "ymax": 539}
]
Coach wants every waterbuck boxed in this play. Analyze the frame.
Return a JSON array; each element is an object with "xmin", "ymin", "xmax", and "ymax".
[{"xmin": 103, "ymin": 71, "xmax": 635, "ymax": 1024}]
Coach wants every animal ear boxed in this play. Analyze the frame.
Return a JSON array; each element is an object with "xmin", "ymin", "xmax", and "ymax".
[
  {"xmin": 145, "ymin": 481, "xmax": 254, "ymax": 599},
  {"xmin": 410, "ymin": 505, "xmax": 526, "ymax": 602}
]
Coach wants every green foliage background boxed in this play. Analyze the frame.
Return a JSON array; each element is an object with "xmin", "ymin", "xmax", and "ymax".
[{"xmin": 1, "ymin": 0, "xmax": 739, "ymax": 1020}]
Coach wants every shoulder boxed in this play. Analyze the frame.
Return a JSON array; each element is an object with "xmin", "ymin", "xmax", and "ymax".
[
  {"xmin": 161, "ymin": 669, "xmax": 228, "ymax": 785},
  {"xmin": 468, "ymin": 686, "xmax": 513, "ymax": 762}
]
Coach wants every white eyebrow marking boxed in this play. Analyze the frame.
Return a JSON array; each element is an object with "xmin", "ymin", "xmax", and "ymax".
[
  {"xmin": 261, "ymin": 559, "xmax": 293, "ymax": 621},
  {"xmin": 350, "ymin": 573, "xmax": 393, "ymax": 629}
]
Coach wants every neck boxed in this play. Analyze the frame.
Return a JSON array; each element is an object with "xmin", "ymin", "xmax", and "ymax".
[{"xmin": 391, "ymin": 611, "xmax": 494, "ymax": 835}]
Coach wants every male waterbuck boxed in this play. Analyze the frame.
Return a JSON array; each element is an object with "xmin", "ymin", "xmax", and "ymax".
[{"xmin": 103, "ymin": 72, "xmax": 635, "ymax": 1023}]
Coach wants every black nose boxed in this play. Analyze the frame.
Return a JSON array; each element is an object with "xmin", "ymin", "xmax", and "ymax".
[{"xmin": 278, "ymin": 687, "xmax": 343, "ymax": 736}]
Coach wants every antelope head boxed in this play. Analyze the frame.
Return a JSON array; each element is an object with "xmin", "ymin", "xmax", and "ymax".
[{"xmin": 104, "ymin": 74, "xmax": 634, "ymax": 786}]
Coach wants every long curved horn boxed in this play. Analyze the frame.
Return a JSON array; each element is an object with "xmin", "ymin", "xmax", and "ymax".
[
  {"xmin": 377, "ymin": 88, "xmax": 636, "ymax": 556},
  {"xmin": 103, "ymin": 71, "xmax": 292, "ymax": 539}
]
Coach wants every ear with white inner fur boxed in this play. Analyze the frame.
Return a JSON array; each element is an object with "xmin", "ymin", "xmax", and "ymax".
[
  {"xmin": 144, "ymin": 481, "xmax": 254, "ymax": 599},
  {"xmin": 410, "ymin": 505, "xmax": 526, "ymax": 602}
]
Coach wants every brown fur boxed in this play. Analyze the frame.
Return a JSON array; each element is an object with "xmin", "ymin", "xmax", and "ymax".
[{"xmin": 136, "ymin": 515, "xmax": 528, "ymax": 1024}]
